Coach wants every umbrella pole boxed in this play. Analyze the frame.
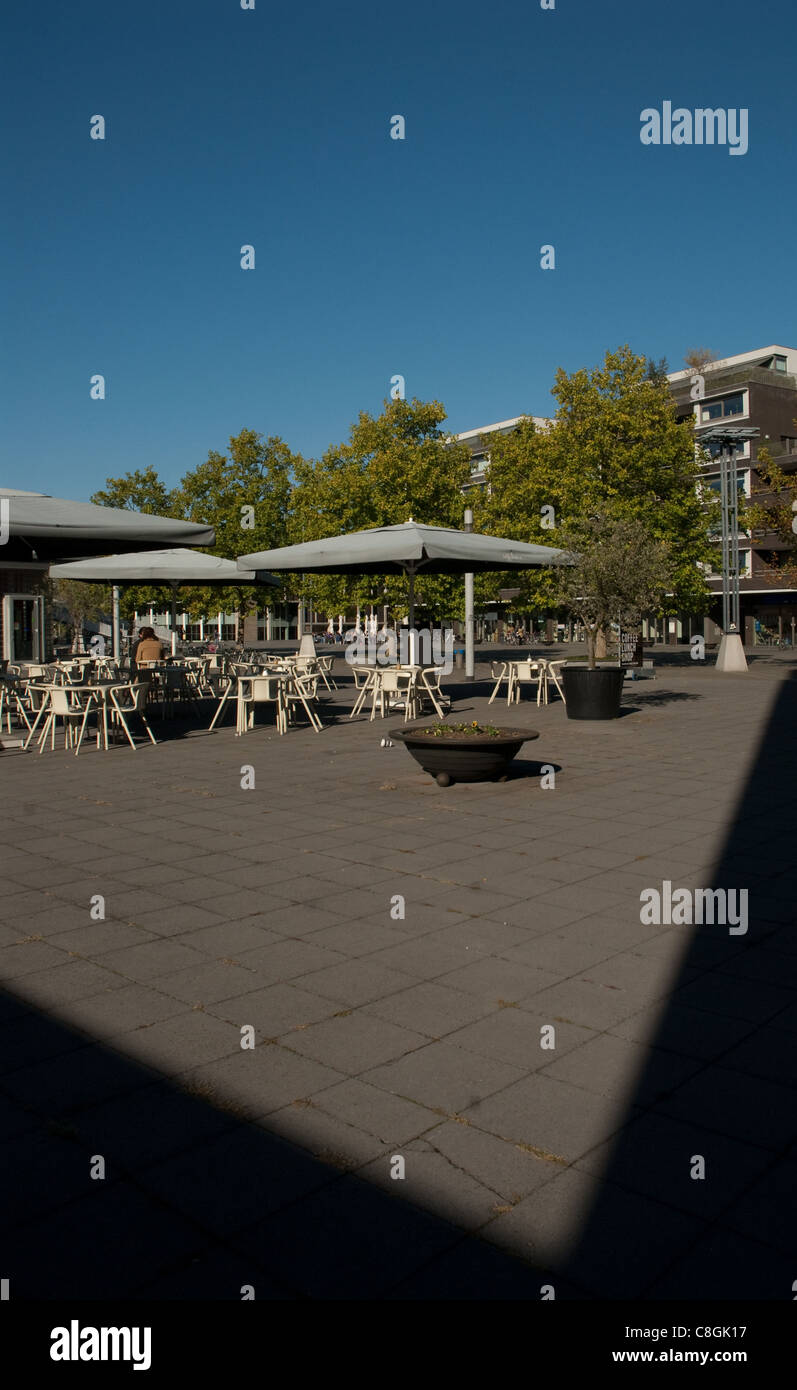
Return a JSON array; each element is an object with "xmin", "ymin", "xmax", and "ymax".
[
  {"xmin": 112, "ymin": 585, "xmax": 121, "ymax": 661},
  {"xmin": 170, "ymin": 583, "xmax": 179, "ymax": 655},
  {"xmin": 407, "ymin": 567, "xmax": 415, "ymax": 631}
]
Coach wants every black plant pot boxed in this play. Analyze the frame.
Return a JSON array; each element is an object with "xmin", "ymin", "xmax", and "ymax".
[
  {"xmin": 562, "ymin": 666, "xmax": 624, "ymax": 720},
  {"xmin": 393, "ymin": 725, "xmax": 539, "ymax": 785}
]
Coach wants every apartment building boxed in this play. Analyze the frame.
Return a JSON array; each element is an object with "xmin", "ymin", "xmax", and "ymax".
[
  {"xmin": 455, "ymin": 346, "xmax": 797, "ymax": 643},
  {"xmin": 668, "ymin": 345, "xmax": 797, "ymax": 642}
]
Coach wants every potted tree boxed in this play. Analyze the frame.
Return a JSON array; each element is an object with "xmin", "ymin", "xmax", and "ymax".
[{"xmin": 554, "ymin": 510, "xmax": 673, "ymax": 720}]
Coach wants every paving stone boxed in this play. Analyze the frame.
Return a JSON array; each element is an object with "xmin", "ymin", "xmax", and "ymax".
[
  {"xmin": 539, "ymin": 1032, "xmax": 702, "ymax": 1103},
  {"xmin": 2, "ymin": 1185, "xmax": 207, "ymax": 1299},
  {"xmin": 124, "ymin": 903, "xmax": 232, "ymax": 936},
  {"xmin": 357, "ymin": 1143, "xmax": 510, "ymax": 1230},
  {"xmin": 646, "ymin": 1228, "xmax": 796, "ymax": 1300},
  {"xmin": 310, "ymin": 1077, "xmax": 445, "ymax": 1144},
  {"xmin": 207, "ymin": 983, "xmax": 335, "ymax": 1034},
  {"xmin": 438, "ymin": 956, "xmax": 559, "ymax": 1003},
  {"xmin": 298, "ymin": 958, "xmax": 418, "ymax": 1006},
  {"xmin": 12, "ymin": 958, "xmax": 129, "ymax": 1005},
  {"xmin": 657, "ymin": 1065, "xmax": 797, "ymax": 1151},
  {"xmin": 267, "ymin": 1100, "xmax": 388, "ymax": 1171},
  {"xmin": 363, "ymin": 981, "xmax": 494, "ymax": 1038},
  {"xmin": 280, "ymin": 1011, "xmax": 426, "ymax": 1074},
  {"xmin": 97, "ymin": 939, "xmax": 207, "ymax": 982},
  {"xmin": 235, "ymin": 938, "xmax": 347, "ymax": 983},
  {"xmin": 366, "ymin": 1040, "xmax": 526, "ymax": 1114},
  {"xmin": 427, "ymin": 1120, "xmax": 563, "ymax": 1203},
  {"xmin": 58, "ymin": 984, "xmax": 189, "ymax": 1039},
  {"xmin": 232, "ymin": 1174, "xmax": 463, "ymax": 1298},
  {"xmin": 0, "ymin": 940, "xmax": 74, "ymax": 978},
  {"xmin": 176, "ymin": 921, "xmax": 283, "ymax": 956},
  {"xmin": 452, "ymin": 1007, "xmax": 596, "ymax": 1071},
  {"xmin": 464, "ymin": 1072, "xmax": 635, "ymax": 1162},
  {"xmin": 154, "ymin": 960, "xmax": 263, "ymax": 1005},
  {"xmin": 610, "ymin": 1002, "xmax": 757, "ymax": 1061},
  {"xmin": 574, "ymin": 1111, "xmax": 776, "ymax": 1218},
  {"xmin": 486, "ymin": 1168, "xmax": 707, "ymax": 1298},
  {"xmin": 141, "ymin": 1123, "xmax": 337, "ymax": 1236},
  {"xmin": 179, "ymin": 1044, "xmax": 346, "ymax": 1119}
]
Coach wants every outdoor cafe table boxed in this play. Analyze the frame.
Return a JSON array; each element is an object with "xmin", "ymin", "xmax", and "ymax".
[
  {"xmin": 84, "ymin": 680, "xmax": 128, "ymax": 750},
  {"xmin": 489, "ymin": 657, "xmax": 565, "ymax": 707},
  {"xmin": 350, "ymin": 664, "xmax": 444, "ymax": 721}
]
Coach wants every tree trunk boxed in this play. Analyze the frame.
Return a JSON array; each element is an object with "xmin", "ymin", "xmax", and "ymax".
[{"xmin": 595, "ymin": 627, "xmax": 608, "ymax": 660}]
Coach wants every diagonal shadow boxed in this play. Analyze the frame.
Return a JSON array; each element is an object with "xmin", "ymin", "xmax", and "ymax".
[
  {"xmin": 555, "ymin": 671, "xmax": 797, "ymax": 1299},
  {"xmin": 2, "ymin": 677, "xmax": 794, "ymax": 1301},
  {"xmin": 0, "ymin": 986, "xmax": 558, "ymax": 1300}
]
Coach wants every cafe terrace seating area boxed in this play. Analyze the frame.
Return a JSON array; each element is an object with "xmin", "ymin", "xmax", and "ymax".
[{"xmin": 1, "ymin": 644, "xmax": 570, "ymax": 756}]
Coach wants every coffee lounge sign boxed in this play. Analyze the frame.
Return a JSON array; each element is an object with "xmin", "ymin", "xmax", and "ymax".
[{"xmin": 619, "ymin": 627, "xmax": 643, "ymax": 669}]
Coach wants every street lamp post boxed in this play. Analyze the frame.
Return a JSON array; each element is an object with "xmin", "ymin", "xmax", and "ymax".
[
  {"xmin": 464, "ymin": 506, "xmax": 474, "ymax": 679},
  {"xmin": 697, "ymin": 424, "xmax": 759, "ymax": 673}
]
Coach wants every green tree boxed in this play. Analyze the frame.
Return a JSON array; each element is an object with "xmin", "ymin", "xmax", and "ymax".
[
  {"xmin": 480, "ymin": 345, "xmax": 713, "ymax": 618},
  {"xmin": 553, "ymin": 509, "xmax": 674, "ymax": 668},
  {"xmin": 90, "ymin": 466, "xmax": 177, "ymax": 622},
  {"xmin": 51, "ymin": 579, "xmax": 110, "ymax": 653},
  {"xmin": 172, "ymin": 429, "xmax": 298, "ymax": 632},
  {"xmin": 91, "ymin": 466, "xmax": 174, "ymax": 516},
  {"xmin": 741, "ymin": 437, "xmax": 797, "ymax": 591},
  {"xmin": 290, "ymin": 397, "xmax": 473, "ymax": 622}
]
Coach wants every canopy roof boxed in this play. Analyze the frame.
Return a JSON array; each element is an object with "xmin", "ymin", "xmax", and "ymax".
[
  {"xmin": 238, "ymin": 521, "xmax": 568, "ymax": 578},
  {"xmin": 50, "ymin": 547, "xmax": 277, "ymax": 586},
  {"xmin": 0, "ymin": 489, "xmax": 215, "ymax": 563}
]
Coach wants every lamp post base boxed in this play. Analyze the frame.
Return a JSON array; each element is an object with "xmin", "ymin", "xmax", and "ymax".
[{"xmin": 716, "ymin": 631, "xmax": 748, "ymax": 673}]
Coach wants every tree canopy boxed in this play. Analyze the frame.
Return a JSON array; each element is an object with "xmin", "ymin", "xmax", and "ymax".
[
  {"xmin": 289, "ymin": 397, "xmax": 474, "ymax": 621},
  {"xmin": 479, "ymin": 345, "xmax": 713, "ymax": 616}
]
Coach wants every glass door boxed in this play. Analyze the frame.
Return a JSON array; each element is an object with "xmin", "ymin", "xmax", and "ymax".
[{"xmin": 2, "ymin": 594, "xmax": 44, "ymax": 663}]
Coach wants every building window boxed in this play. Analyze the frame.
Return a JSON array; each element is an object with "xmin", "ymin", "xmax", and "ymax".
[
  {"xmin": 700, "ymin": 391, "xmax": 745, "ymax": 422},
  {"xmin": 704, "ymin": 474, "xmax": 747, "ymax": 494},
  {"xmin": 704, "ymin": 438, "xmax": 748, "ymax": 459},
  {"xmin": 774, "ymin": 355, "xmax": 787, "ymax": 372}
]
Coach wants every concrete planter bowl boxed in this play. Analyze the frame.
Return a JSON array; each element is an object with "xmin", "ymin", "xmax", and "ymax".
[
  {"xmin": 393, "ymin": 723, "xmax": 539, "ymax": 787},
  {"xmin": 562, "ymin": 665, "xmax": 624, "ymax": 720}
]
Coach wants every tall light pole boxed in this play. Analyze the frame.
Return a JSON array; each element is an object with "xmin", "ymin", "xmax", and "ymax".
[
  {"xmin": 464, "ymin": 506, "xmax": 474, "ymax": 679},
  {"xmin": 697, "ymin": 424, "xmax": 758, "ymax": 672}
]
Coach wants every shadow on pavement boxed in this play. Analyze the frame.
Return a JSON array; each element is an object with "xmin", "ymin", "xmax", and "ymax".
[
  {"xmin": 0, "ymin": 988, "xmax": 558, "ymax": 1300},
  {"xmin": 559, "ymin": 671, "xmax": 797, "ymax": 1298}
]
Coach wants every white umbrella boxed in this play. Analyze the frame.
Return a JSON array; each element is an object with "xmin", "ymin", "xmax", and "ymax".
[
  {"xmin": 239, "ymin": 520, "xmax": 568, "ymax": 628},
  {"xmin": 2, "ymin": 488, "xmax": 214, "ymax": 561},
  {"xmin": 50, "ymin": 548, "xmax": 279, "ymax": 657}
]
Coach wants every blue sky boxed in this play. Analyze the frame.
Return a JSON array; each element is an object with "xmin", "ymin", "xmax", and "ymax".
[{"xmin": 2, "ymin": 0, "xmax": 795, "ymax": 501}]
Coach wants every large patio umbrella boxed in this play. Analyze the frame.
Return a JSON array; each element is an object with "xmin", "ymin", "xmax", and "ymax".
[
  {"xmin": 238, "ymin": 520, "xmax": 569, "ymax": 628},
  {"xmin": 1, "ymin": 489, "xmax": 215, "ymax": 562},
  {"xmin": 50, "ymin": 548, "xmax": 279, "ymax": 657}
]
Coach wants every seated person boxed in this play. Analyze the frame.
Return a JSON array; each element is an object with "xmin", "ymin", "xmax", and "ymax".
[{"xmin": 132, "ymin": 626, "xmax": 166, "ymax": 670}]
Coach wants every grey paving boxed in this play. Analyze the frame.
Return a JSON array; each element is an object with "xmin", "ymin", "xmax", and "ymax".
[{"xmin": 0, "ymin": 652, "xmax": 795, "ymax": 1298}]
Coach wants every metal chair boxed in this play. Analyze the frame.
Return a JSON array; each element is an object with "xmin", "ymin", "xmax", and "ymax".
[
  {"xmin": 489, "ymin": 661, "xmax": 511, "ymax": 704},
  {"xmin": 284, "ymin": 670, "xmax": 323, "ymax": 732},
  {"xmin": 34, "ymin": 686, "xmax": 97, "ymax": 755},
  {"xmin": 538, "ymin": 658, "xmax": 567, "ymax": 705},
  {"xmin": 349, "ymin": 665, "xmax": 377, "ymax": 718},
  {"xmin": 108, "ymin": 682, "xmax": 158, "ymax": 749},
  {"xmin": 370, "ymin": 668, "xmax": 418, "ymax": 722},
  {"xmin": 418, "ymin": 667, "xmax": 451, "ymax": 719},
  {"xmin": 236, "ymin": 675, "xmax": 286, "ymax": 735},
  {"xmin": 507, "ymin": 660, "xmax": 544, "ymax": 705}
]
